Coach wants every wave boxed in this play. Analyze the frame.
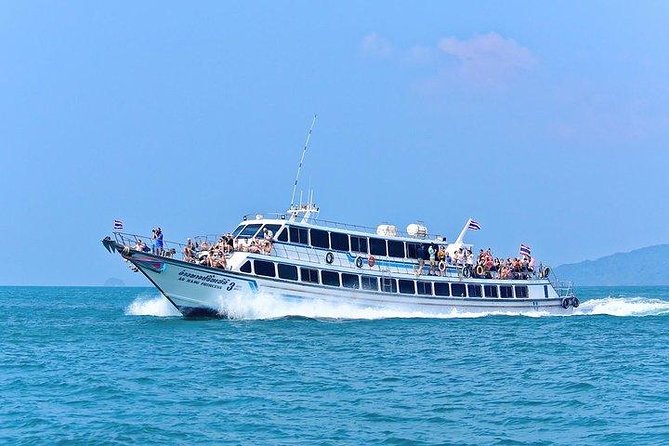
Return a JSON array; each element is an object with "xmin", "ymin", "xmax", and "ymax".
[
  {"xmin": 124, "ymin": 292, "xmax": 669, "ymax": 320},
  {"xmin": 125, "ymin": 295, "xmax": 182, "ymax": 317},
  {"xmin": 573, "ymin": 296, "xmax": 669, "ymax": 317}
]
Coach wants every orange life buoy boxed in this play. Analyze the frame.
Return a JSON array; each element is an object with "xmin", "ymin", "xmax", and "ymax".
[{"xmin": 368, "ymin": 255, "xmax": 376, "ymax": 268}]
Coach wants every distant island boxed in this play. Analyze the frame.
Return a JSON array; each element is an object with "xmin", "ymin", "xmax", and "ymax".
[
  {"xmin": 104, "ymin": 277, "xmax": 126, "ymax": 287},
  {"xmin": 554, "ymin": 244, "xmax": 669, "ymax": 286}
]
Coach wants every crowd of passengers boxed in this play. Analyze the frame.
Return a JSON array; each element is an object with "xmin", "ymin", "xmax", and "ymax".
[
  {"xmin": 419, "ymin": 244, "xmax": 537, "ymax": 280},
  {"xmin": 180, "ymin": 228, "xmax": 275, "ymax": 269}
]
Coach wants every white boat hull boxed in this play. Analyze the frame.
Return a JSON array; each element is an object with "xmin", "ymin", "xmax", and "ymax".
[{"xmin": 128, "ymin": 253, "xmax": 573, "ymax": 317}]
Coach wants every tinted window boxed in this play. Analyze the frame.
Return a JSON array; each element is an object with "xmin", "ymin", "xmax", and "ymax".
[
  {"xmin": 544, "ymin": 285, "xmax": 549, "ymax": 298},
  {"xmin": 467, "ymin": 284, "xmax": 482, "ymax": 297},
  {"xmin": 350, "ymin": 236, "xmax": 368, "ymax": 253},
  {"xmin": 277, "ymin": 228, "xmax": 288, "ymax": 242},
  {"xmin": 277, "ymin": 264, "xmax": 297, "ymax": 281},
  {"xmin": 300, "ymin": 268, "xmax": 319, "ymax": 283},
  {"xmin": 261, "ymin": 224, "xmax": 281, "ymax": 238},
  {"xmin": 381, "ymin": 278, "xmax": 397, "ymax": 293},
  {"xmin": 399, "ymin": 279, "xmax": 415, "ymax": 295},
  {"xmin": 500, "ymin": 286, "xmax": 513, "ymax": 298},
  {"xmin": 484, "ymin": 285, "xmax": 498, "ymax": 298},
  {"xmin": 330, "ymin": 232, "xmax": 349, "ymax": 251},
  {"xmin": 406, "ymin": 243, "xmax": 418, "ymax": 259},
  {"xmin": 289, "ymin": 226, "xmax": 309, "ymax": 244},
  {"xmin": 387, "ymin": 240, "xmax": 405, "ymax": 258},
  {"xmin": 253, "ymin": 260, "xmax": 275, "ymax": 277},
  {"xmin": 361, "ymin": 275, "xmax": 378, "ymax": 291},
  {"xmin": 239, "ymin": 224, "xmax": 262, "ymax": 238},
  {"xmin": 232, "ymin": 225, "xmax": 245, "ymax": 237},
  {"xmin": 515, "ymin": 285, "xmax": 528, "ymax": 298},
  {"xmin": 451, "ymin": 283, "xmax": 466, "ymax": 297},
  {"xmin": 416, "ymin": 281, "xmax": 432, "ymax": 296},
  {"xmin": 310, "ymin": 229, "xmax": 329, "ymax": 249},
  {"xmin": 434, "ymin": 282, "xmax": 450, "ymax": 296},
  {"xmin": 369, "ymin": 238, "xmax": 387, "ymax": 256},
  {"xmin": 321, "ymin": 270, "xmax": 340, "ymax": 287},
  {"xmin": 240, "ymin": 261, "xmax": 252, "ymax": 273},
  {"xmin": 342, "ymin": 273, "xmax": 359, "ymax": 289}
]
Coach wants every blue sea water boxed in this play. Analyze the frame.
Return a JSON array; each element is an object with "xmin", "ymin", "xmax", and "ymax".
[{"xmin": 1, "ymin": 286, "xmax": 668, "ymax": 445}]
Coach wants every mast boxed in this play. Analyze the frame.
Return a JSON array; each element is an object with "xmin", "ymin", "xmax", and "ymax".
[{"xmin": 289, "ymin": 114, "xmax": 317, "ymax": 209}]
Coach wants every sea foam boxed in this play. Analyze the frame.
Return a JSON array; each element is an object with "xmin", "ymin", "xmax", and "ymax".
[{"xmin": 124, "ymin": 292, "xmax": 669, "ymax": 320}]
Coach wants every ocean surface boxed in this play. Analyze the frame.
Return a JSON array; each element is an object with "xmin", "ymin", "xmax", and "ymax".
[{"xmin": 1, "ymin": 286, "xmax": 668, "ymax": 445}]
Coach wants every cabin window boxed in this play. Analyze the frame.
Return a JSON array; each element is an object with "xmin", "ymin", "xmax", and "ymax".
[
  {"xmin": 361, "ymin": 275, "xmax": 379, "ymax": 291},
  {"xmin": 387, "ymin": 240, "xmax": 405, "ymax": 258},
  {"xmin": 289, "ymin": 226, "xmax": 309, "ymax": 245},
  {"xmin": 515, "ymin": 285, "xmax": 529, "ymax": 298},
  {"xmin": 277, "ymin": 264, "xmax": 297, "ymax": 281},
  {"xmin": 484, "ymin": 285, "xmax": 498, "ymax": 298},
  {"xmin": 253, "ymin": 260, "xmax": 275, "ymax": 277},
  {"xmin": 232, "ymin": 225, "xmax": 245, "ymax": 237},
  {"xmin": 467, "ymin": 284, "xmax": 482, "ymax": 297},
  {"xmin": 238, "ymin": 224, "xmax": 262, "ymax": 239},
  {"xmin": 398, "ymin": 279, "xmax": 415, "ymax": 295},
  {"xmin": 434, "ymin": 282, "xmax": 450, "ymax": 296},
  {"xmin": 321, "ymin": 270, "xmax": 340, "ymax": 287},
  {"xmin": 500, "ymin": 286, "xmax": 513, "ymax": 298},
  {"xmin": 260, "ymin": 224, "xmax": 282, "ymax": 238},
  {"xmin": 381, "ymin": 278, "xmax": 397, "ymax": 293},
  {"xmin": 416, "ymin": 281, "xmax": 432, "ymax": 296},
  {"xmin": 544, "ymin": 285, "xmax": 549, "ymax": 298},
  {"xmin": 300, "ymin": 267, "xmax": 319, "ymax": 284},
  {"xmin": 277, "ymin": 228, "xmax": 288, "ymax": 242},
  {"xmin": 240, "ymin": 261, "xmax": 252, "ymax": 273},
  {"xmin": 330, "ymin": 232, "xmax": 349, "ymax": 251},
  {"xmin": 451, "ymin": 283, "xmax": 466, "ymax": 297},
  {"xmin": 342, "ymin": 273, "xmax": 359, "ymax": 289},
  {"xmin": 310, "ymin": 229, "xmax": 329, "ymax": 249},
  {"xmin": 369, "ymin": 238, "xmax": 387, "ymax": 257},
  {"xmin": 406, "ymin": 242, "xmax": 418, "ymax": 259},
  {"xmin": 350, "ymin": 236, "xmax": 368, "ymax": 254}
]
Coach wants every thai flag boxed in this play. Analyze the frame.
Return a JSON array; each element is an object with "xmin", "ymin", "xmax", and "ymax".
[
  {"xmin": 114, "ymin": 219, "xmax": 124, "ymax": 230},
  {"xmin": 520, "ymin": 244, "xmax": 532, "ymax": 257},
  {"xmin": 468, "ymin": 219, "xmax": 481, "ymax": 231}
]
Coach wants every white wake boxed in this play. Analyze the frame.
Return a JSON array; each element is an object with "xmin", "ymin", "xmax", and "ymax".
[
  {"xmin": 124, "ymin": 292, "xmax": 669, "ymax": 320},
  {"xmin": 125, "ymin": 295, "xmax": 182, "ymax": 317},
  {"xmin": 572, "ymin": 297, "xmax": 669, "ymax": 317}
]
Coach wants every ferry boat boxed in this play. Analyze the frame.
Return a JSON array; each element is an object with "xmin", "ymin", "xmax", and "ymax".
[
  {"xmin": 102, "ymin": 118, "xmax": 577, "ymax": 317},
  {"xmin": 101, "ymin": 202, "xmax": 577, "ymax": 317}
]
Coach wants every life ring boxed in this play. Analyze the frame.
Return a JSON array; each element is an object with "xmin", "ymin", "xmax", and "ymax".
[
  {"xmin": 355, "ymin": 256, "xmax": 363, "ymax": 268},
  {"xmin": 572, "ymin": 297, "xmax": 580, "ymax": 308},
  {"xmin": 368, "ymin": 255, "xmax": 376, "ymax": 268},
  {"xmin": 541, "ymin": 267, "xmax": 551, "ymax": 279},
  {"xmin": 438, "ymin": 261, "xmax": 446, "ymax": 272},
  {"xmin": 561, "ymin": 298, "xmax": 570, "ymax": 309},
  {"xmin": 325, "ymin": 252, "xmax": 334, "ymax": 264},
  {"xmin": 462, "ymin": 265, "xmax": 471, "ymax": 278},
  {"xmin": 475, "ymin": 265, "xmax": 484, "ymax": 276}
]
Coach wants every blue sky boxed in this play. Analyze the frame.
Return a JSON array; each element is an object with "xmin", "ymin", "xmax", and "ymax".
[{"xmin": 2, "ymin": 1, "xmax": 668, "ymax": 285}]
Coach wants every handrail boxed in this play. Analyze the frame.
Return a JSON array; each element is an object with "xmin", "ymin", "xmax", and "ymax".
[{"xmin": 112, "ymin": 231, "xmax": 555, "ymax": 284}]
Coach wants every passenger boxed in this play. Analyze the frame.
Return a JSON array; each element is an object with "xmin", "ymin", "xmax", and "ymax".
[
  {"xmin": 134, "ymin": 239, "xmax": 143, "ymax": 251},
  {"xmin": 445, "ymin": 252, "xmax": 452, "ymax": 265},
  {"xmin": 528, "ymin": 256, "xmax": 536, "ymax": 275},
  {"xmin": 183, "ymin": 239, "xmax": 194, "ymax": 262},
  {"xmin": 155, "ymin": 227, "xmax": 164, "ymax": 256},
  {"xmin": 416, "ymin": 244, "xmax": 426, "ymax": 276},
  {"xmin": 263, "ymin": 227, "xmax": 274, "ymax": 241},
  {"xmin": 428, "ymin": 244, "xmax": 436, "ymax": 275}
]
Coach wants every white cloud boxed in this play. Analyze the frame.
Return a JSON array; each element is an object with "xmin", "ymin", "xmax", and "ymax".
[
  {"xmin": 361, "ymin": 33, "xmax": 393, "ymax": 58},
  {"xmin": 437, "ymin": 33, "xmax": 536, "ymax": 83}
]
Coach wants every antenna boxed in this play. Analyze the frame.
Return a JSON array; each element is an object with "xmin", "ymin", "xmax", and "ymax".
[{"xmin": 290, "ymin": 114, "xmax": 317, "ymax": 208}]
